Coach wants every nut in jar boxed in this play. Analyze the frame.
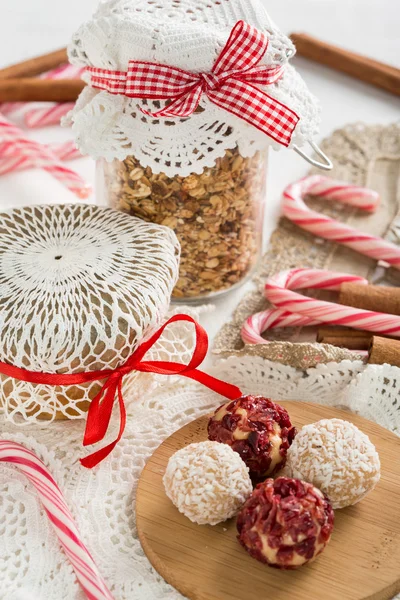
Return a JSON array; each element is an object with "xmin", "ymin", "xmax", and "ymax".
[{"xmin": 100, "ymin": 147, "xmax": 267, "ymax": 300}]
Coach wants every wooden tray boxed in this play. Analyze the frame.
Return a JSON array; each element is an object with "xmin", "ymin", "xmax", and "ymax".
[{"xmin": 136, "ymin": 402, "xmax": 400, "ymax": 600}]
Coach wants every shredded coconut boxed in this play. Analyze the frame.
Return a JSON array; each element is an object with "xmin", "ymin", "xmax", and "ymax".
[
  {"xmin": 163, "ymin": 440, "xmax": 252, "ymax": 525},
  {"xmin": 287, "ymin": 419, "xmax": 380, "ymax": 509}
]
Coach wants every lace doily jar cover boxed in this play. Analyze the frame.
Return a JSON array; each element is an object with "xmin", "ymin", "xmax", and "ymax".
[
  {"xmin": 67, "ymin": 0, "xmax": 321, "ymax": 302},
  {"xmin": 0, "ymin": 203, "xmax": 180, "ymax": 423}
]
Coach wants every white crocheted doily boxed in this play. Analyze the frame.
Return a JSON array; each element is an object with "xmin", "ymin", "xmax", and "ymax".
[
  {"xmin": 66, "ymin": 0, "xmax": 320, "ymax": 175},
  {"xmin": 0, "ymin": 204, "xmax": 180, "ymax": 423},
  {"xmin": 0, "ymin": 335, "xmax": 399, "ymax": 599}
]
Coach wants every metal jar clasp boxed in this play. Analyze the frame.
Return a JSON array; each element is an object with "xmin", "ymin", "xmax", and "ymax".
[{"xmin": 293, "ymin": 141, "xmax": 333, "ymax": 171}]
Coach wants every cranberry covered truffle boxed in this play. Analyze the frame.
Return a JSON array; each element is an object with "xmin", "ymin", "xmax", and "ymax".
[
  {"xmin": 237, "ymin": 477, "xmax": 334, "ymax": 569},
  {"xmin": 208, "ymin": 395, "xmax": 296, "ymax": 478}
]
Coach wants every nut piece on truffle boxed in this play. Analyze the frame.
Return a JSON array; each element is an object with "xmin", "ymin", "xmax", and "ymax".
[
  {"xmin": 163, "ymin": 441, "xmax": 253, "ymax": 526},
  {"xmin": 208, "ymin": 395, "xmax": 296, "ymax": 478},
  {"xmin": 237, "ymin": 477, "xmax": 334, "ymax": 569},
  {"xmin": 286, "ymin": 418, "xmax": 381, "ymax": 509}
]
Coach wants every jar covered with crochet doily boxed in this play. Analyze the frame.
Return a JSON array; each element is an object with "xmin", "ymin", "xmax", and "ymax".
[
  {"xmin": 0, "ymin": 204, "xmax": 180, "ymax": 423},
  {"xmin": 67, "ymin": 0, "xmax": 322, "ymax": 301}
]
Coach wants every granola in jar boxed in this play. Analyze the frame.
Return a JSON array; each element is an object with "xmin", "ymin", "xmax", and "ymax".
[
  {"xmin": 69, "ymin": 1, "xmax": 324, "ymax": 302},
  {"xmin": 99, "ymin": 146, "xmax": 267, "ymax": 300}
]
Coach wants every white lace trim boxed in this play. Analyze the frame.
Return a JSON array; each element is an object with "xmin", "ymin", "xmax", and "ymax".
[
  {"xmin": 1, "ymin": 345, "xmax": 399, "ymax": 599},
  {"xmin": 66, "ymin": 0, "xmax": 320, "ymax": 175}
]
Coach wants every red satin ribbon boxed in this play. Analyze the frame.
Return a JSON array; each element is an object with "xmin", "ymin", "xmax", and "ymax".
[{"xmin": 0, "ymin": 314, "xmax": 242, "ymax": 468}]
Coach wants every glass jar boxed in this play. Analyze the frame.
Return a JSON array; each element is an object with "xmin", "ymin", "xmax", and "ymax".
[{"xmin": 97, "ymin": 146, "xmax": 267, "ymax": 302}]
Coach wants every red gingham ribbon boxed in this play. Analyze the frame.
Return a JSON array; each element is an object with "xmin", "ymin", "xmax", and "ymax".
[{"xmin": 87, "ymin": 21, "xmax": 299, "ymax": 147}]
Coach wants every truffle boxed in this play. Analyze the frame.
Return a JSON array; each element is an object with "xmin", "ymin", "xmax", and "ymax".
[
  {"xmin": 287, "ymin": 418, "xmax": 381, "ymax": 509},
  {"xmin": 163, "ymin": 441, "xmax": 252, "ymax": 525},
  {"xmin": 208, "ymin": 395, "xmax": 296, "ymax": 478},
  {"xmin": 237, "ymin": 477, "xmax": 334, "ymax": 569}
]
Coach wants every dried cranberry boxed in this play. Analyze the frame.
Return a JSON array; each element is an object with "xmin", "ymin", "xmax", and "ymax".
[
  {"xmin": 208, "ymin": 395, "xmax": 296, "ymax": 477},
  {"xmin": 237, "ymin": 477, "xmax": 334, "ymax": 569},
  {"xmin": 222, "ymin": 414, "xmax": 238, "ymax": 431},
  {"xmin": 276, "ymin": 546, "xmax": 295, "ymax": 565}
]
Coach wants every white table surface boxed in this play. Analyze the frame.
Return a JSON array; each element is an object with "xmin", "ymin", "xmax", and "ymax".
[{"xmin": 0, "ymin": 0, "xmax": 399, "ymax": 345}]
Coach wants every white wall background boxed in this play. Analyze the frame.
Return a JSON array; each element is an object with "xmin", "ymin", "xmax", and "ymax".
[{"xmin": 1, "ymin": 0, "xmax": 399, "ymax": 68}]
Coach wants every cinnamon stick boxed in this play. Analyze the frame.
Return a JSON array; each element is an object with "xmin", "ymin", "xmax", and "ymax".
[
  {"xmin": 0, "ymin": 48, "xmax": 68, "ymax": 80},
  {"xmin": 317, "ymin": 326, "xmax": 372, "ymax": 342},
  {"xmin": 368, "ymin": 336, "xmax": 400, "ymax": 367},
  {"xmin": 319, "ymin": 336, "xmax": 371, "ymax": 350},
  {"xmin": 0, "ymin": 79, "xmax": 85, "ymax": 102},
  {"xmin": 290, "ymin": 33, "xmax": 400, "ymax": 97},
  {"xmin": 317, "ymin": 326, "xmax": 396, "ymax": 351},
  {"xmin": 339, "ymin": 283, "xmax": 400, "ymax": 315},
  {"xmin": 317, "ymin": 327, "xmax": 371, "ymax": 350}
]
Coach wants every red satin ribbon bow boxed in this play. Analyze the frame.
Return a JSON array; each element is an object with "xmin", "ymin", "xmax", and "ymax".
[
  {"xmin": 0, "ymin": 314, "xmax": 242, "ymax": 468},
  {"xmin": 87, "ymin": 20, "xmax": 299, "ymax": 147}
]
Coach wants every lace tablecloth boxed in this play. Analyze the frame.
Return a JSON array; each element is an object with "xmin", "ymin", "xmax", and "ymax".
[{"xmin": 0, "ymin": 343, "xmax": 399, "ymax": 599}]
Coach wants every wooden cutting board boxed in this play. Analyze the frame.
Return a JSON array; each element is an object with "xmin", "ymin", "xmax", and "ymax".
[{"xmin": 136, "ymin": 402, "xmax": 400, "ymax": 600}]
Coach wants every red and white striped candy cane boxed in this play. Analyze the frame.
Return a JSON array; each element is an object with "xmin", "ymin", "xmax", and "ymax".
[
  {"xmin": 49, "ymin": 140, "xmax": 82, "ymax": 161},
  {"xmin": 25, "ymin": 102, "xmax": 75, "ymax": 128},
  {"xmin": 242, "ymin": 308, "xmax": 321, "ymax": 345},
  {"xmin": 0, "ymin": 441, "xmax": 114, "ymax": 600},
  {"xmin": 282, "ymin": 175, "xmax": 400, "ymax": 269},
  {"xmin": 0, "ymin": 140, "xmax": 82, "ymax": 175},
  {"xmin": 241, "ymin": 268, "xmax": 400, "ymax": 344},
  {"xmin": 0, "ymin": 116, "xmax": 90, "ymax": 198}
]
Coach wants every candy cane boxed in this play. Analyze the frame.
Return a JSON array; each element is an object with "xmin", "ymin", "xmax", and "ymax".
[
  {"xmin": 25, "ymin": 102, "xmax": 75, "ymax": 128},
  {"xmin": 282, "ymin": 176, "xmax": 400, "ymax": 269},
  {"xmin": 0, "ymin": 441, "xmax": 114, "ymax": 600},
  {"xmin": 0, "ymin": 116, "xmax": 90, "ymax": 198},
  {"xmin": 242, "ymin": 308, "xmax": 322, "ymax": 345},
  {"xmin": 241, "ymin": 268, "xmax": 400, "ymax": 344},
  {"xmin": 0, "ymin": 140, "xmax": 82, "ymax": 175},
  {"xmin": 49, "ymin": 140, "xmax": 82, "ymax": 161}
]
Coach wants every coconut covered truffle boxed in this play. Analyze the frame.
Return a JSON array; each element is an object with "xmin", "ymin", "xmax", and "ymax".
[
  {"xmin": 237, "ymin": 477, "xmax": 334, "ymax": 569},
  {"xmin": 287, "ymin": 418, "xmax": 381, "ymax": 509},
  {"xmin": 163, "ymin": 441, "xmax": 252, "ymax": 526},
  {"xmin": 208, "ymin": 395, "xmax": 296, "ymax": 478}
]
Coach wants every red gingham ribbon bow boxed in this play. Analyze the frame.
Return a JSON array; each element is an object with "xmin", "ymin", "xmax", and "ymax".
[{"xmin": 87, "ymin": 20, "xmax": 300, "ymax": 147}]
